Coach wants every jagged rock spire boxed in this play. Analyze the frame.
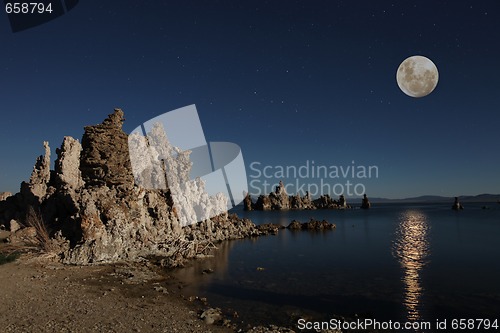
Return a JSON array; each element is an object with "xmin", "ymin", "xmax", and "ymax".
[{"xmin": 80, "ymin": 108, "xmax": 134, "ymax": 189}]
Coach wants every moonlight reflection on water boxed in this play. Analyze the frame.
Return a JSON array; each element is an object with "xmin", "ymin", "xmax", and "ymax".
[
  {"xmin": 392, "ymin": 210, "xmax": 430, "ymax": 322},
  {"xmin": 172, "ymin": 205, "xmax": 500, "ymax": 327}
]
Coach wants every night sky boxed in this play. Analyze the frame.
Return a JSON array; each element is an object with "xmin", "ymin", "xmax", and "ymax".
[{"xmin": 1, "ymin": 1, "xmax": 499, "ymax": 199}]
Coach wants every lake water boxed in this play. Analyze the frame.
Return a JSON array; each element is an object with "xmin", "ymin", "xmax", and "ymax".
[{"xmin": 173, "ymin": 203, "xmax": 500, "ymax": 330}]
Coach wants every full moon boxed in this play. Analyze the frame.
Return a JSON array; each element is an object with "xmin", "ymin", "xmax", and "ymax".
[{"xmin": 396, "ymin": 55, "xmax": 439, "ymax": 98}]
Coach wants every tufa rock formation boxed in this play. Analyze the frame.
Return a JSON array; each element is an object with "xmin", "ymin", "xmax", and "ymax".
[
  {"xmin": 128, "ymin": 122, "xmax": 229, "ymax": 227},
  {"xmin": 0, "ymin": 109, "xmax": 261, "ymax": 266},
  {"xmin": 80, "ymin": 108, "xmax": 134, "ymax": 189},
  {"xmin": 245, "ymin": 183, "xmax": 351, "ymax": 211},
  {"xmin": 287, "ymin": 219, "xmax": 336, "ymax": 230},
  {"xmin": 243, "ymin": 193, "xmax": 253, "ymax": 211},
  {"xmin": 254, "ymin": 181, "xmax": 293, "ymax": 210},
  {"xmin": 19, "ymin": 141, "xmax": 51, "ymax": 202},
  {"xmin": 360, "ymin": 193, "xmax": 371, "ymax": 209},
  {"xmin": 337, "ymin": 194, "xmax": 347, "ymax": 208},
  {"xmin": 55, "ymin": 136, "xmax": 85, "ymax": 189},
  {"xmin": 0, "ymin": 192, "xmax": 12, "ymax": 201},
  {"xmin": 452, "ymin": 197, "xmax": 464, "ymax": 210}
]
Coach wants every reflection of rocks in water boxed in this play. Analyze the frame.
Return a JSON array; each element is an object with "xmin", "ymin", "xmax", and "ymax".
[
  {"xmin": 392, "ymin": 210, "xmax": 430, "ymax": 322},
  {"xmin": 171, "ymin": 239, "xmax": 236, "ymax": 290},
  {"xmin": 174, "ymin": 229, "xmax": 408, "ymax": 329}
]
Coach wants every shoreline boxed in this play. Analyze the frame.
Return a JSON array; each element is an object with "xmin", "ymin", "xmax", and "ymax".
[
  {"xmin": 1, "ymin": 251, "xmax": 264, "ymax": 333},
  {"xmin": 3, "ymin": 203, "xmax": 498, "ymax": 332},
  {"xmin": 0, "ymin": 247, "xmax": 313, "ymax": 333},
  {"xmin": 0, "ymin": 254, "xmax": 236, "ymax": 333}
]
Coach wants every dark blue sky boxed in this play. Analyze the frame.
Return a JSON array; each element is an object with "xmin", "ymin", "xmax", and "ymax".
[{"xmin": 1, "ymin": 1, "xmax": 499, "ymax": 198}]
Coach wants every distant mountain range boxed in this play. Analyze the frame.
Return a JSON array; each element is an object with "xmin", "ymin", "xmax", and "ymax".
[
  {"xmin": 367, "ymin": 194, "xmax": 500, "ymax": 203},
  {"xmin": 246, "ymin": 193, "xmax": 500, "ymax": 203}
]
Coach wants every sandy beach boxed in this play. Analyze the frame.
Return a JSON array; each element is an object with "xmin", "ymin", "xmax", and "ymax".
[{"xmin": 0, "ymin": 254, "xmax": 236, "ymax": 333}]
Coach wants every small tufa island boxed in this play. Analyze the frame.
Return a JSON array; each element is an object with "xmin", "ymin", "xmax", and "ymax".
[
  {"xmin": 244, "ymin": 181, "xmax": 372, "ymax": 210},
  {"xmin": 452, "ymin": 197, "xmax": 464, "ymax": 210},
  {"xmin": 361, "ymin": 193, "xmax": 371, "ymax": 209}
]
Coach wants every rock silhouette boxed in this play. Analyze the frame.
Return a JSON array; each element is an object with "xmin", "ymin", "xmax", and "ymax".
[
  {"xmin": 452, "ymin": 197, "xmax": 464, "ymax": 210},
  {"xmin": 361, "ymin": 193, "xmax": 371, "ymax": 209},
  {"xmin": 244, "ymin": 184, "xmax": 351, "ymax": 210}
]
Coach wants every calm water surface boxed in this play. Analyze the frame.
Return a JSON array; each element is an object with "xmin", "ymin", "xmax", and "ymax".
[{"xmin": 173, "ymin": 203, "xmax": 500, "ymax": 329}]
